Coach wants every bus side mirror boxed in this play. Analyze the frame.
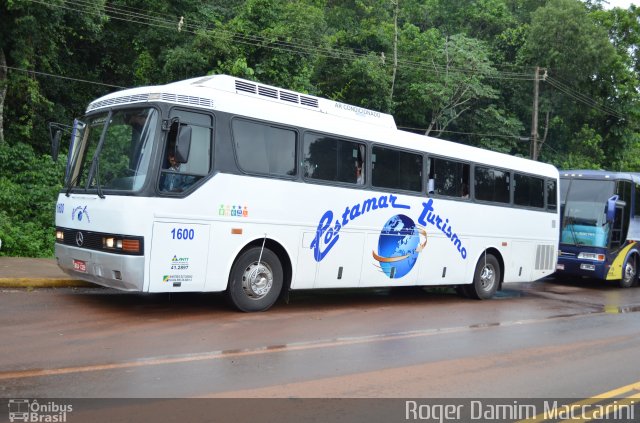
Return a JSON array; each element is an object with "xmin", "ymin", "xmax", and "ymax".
[
  {"xmin": 51, "ymin": 130, "xmax": 61, "ymax": 162},
  {"xmin": 606, "ymin": 195, "xmax": 618, "ymax": 222},
  {"xmin": 49, "ymin": 121, "xmax": 69, "ymax": 162},
  {"xmin": 175, "ymin": 125, "xmax": 192, "ymax": 163}
]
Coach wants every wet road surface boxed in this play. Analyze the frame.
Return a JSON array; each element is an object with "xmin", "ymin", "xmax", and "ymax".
[{"xmin": 1, "ymin": 278, "xmax": 640, "ymax": 400}]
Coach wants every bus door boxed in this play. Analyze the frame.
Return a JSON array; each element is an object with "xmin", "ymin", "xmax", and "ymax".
[
  {"xmin": 611, "ymin": 180, "xmax": 632, "ymax": 250},
  {"xmin": 610, "ymin": 203, "xmax": 626, "ymax": 250}
]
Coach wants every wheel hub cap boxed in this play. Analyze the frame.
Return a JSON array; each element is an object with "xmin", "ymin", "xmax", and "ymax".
[
  {"xmin": 480, "ymin": 265, "xmax": 494, "ymax": 288},
  {"xmin": 242, "ymin": 263, "xmax": 273, "ymax": 299},
  {"xmin": 624, "ymin": 263, "xmax": 635, "ymax": 280}
]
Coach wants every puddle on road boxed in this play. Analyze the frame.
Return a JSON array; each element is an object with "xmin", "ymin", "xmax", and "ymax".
[
  {"xmin": 604, "ymin": 304, "xmax": 640, "ymax": 314},
  {"xmin": 494, "ymin": 289, "xmax": 523, "ymax": 299}
]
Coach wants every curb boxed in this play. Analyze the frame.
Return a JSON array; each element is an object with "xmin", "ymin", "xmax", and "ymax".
[{"xmin": 0, "ymin": 278, "xmax": 96, "ymax": 288}]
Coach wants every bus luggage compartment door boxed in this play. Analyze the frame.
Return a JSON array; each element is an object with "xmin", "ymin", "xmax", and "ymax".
[{"xmin": 148, "ymin": 222, "xmax": 210, "ymax": 292}]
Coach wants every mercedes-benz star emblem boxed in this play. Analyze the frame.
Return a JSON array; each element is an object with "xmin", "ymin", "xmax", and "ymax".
[{"xmin": 75, "ymin": 231, "xmax": 84, "ymax": 247}]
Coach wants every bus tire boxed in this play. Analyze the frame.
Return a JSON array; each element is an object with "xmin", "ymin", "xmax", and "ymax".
[
  {"xmin": 467, "ymin": 253, "xmax": 500, "ymax": 299},
  {"xmin": 620, "ymin": 254, "xmax": 637, "ymax": 288},
  {"xmin": 227, "ymin": 246, "xmax": 283, "ymax": 312}
]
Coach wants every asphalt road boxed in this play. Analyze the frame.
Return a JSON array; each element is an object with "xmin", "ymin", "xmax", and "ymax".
[{"xmin": 1, "ymin": 279, "xmax": 639, "ymax": 421}]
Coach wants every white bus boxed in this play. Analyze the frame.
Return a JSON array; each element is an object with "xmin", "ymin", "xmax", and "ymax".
[{"xmin": 51, "ymin": 75, "xmax": 559, "ymax": 311}]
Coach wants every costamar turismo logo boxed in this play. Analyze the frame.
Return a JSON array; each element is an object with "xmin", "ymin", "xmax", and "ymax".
[
  {"xmin": 311, "ymin": 196, "xmax": 467, "ymax": 279},
  {"xmin": 372, "ymin": 214, "xmax": 427, "ymax": 279}
]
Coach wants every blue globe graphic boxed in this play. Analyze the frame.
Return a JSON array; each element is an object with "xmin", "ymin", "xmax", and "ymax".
[{"xmin": 375, "ymin": 214, "xmax": 421, "ymax": 279}]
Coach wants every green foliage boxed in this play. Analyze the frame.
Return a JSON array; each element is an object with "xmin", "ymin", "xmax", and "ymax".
[
  {"xmin": 1, "ymin": 0, "xmax": 640, "ymax": 256},
  {"xmin": 465, "ymin": 105, "xmax": 525, "ymax": 154},
  {"xmin": 395, "ymin": 28, "xmax": 498, "ymax": 136},
  {"xmin": 557, "ymin": 125, "xmax": 605, "ymax": 169},
  {"xmin": 0, "ymin": 141, "xmax": 64, "ymax": 257}
]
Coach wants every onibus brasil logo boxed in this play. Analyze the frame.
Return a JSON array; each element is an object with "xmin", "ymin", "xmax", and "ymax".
[
  {"xmin": 311, "ymin": 195, "xmax": 467, "ymax": 279},
  {"xmin": 8, "ymin": 399, "xmax": 72, "ymax": 422}
]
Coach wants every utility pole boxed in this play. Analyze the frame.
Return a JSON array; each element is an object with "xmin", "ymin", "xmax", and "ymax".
[{"xmin": 530, "ymin": 66, "xmax": 540, "ymax": 160}]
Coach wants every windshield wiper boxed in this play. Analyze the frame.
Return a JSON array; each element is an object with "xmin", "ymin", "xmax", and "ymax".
[
  {"xmin": 564, "ymin": 215, "xmax": 582, "ymax": 246},
  {"xmin": 561, "ymin": 178, "xmax": 584, "ymax": 246},
  {"xmin": 85, "ymin": 111, "xmax": 112, "ymax": 199},
  {"xmin": 93, "ymin": 158, "xmax": 105, "ymax": 199},
  {"xmin": 65, "ymin": 173, "xmax": 80, "ymax": 197}
]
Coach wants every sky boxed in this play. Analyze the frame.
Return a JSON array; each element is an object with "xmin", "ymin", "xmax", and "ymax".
[{"xmin": 603, "ymin": 0, "xmax": 638, "ymax": 8}]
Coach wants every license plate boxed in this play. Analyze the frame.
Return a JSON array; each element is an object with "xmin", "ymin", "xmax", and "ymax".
[
  {"xmin": 556, "ymin": 264, "xmax": 565, "ymax": 270},
  {"xmin": 73, "ymin": 259, "xmax": 87, "ymax": 273}
]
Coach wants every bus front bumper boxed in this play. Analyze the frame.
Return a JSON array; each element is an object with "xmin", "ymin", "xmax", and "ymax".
[
  {"xmin": 556, "ymin": 256, "xmax": 608, "ymax": 280},
  {"xmin": 55, "ymin": 244, "xmax": 145, "ymax": 291}
]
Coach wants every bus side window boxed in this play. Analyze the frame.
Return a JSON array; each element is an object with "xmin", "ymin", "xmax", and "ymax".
[
  {"xmin": 233, "ymin": 119, "xmax": 297, "ymax": 177},
  {"xmin": 429, "ymin": 157, "xmax": 469, "ymax": 198},
  {"xmin": 475, "ymin": 166, "xmax": 510, "ymax": 203},
  {"xmin": 547, "ymin": 179, "xmax": 557, "ymax": 211},
  {"xmin": 161, "ymin": 110, "xmax": 212, "ymax": 193},
  {"xmin": 303, "ymin": 133, "xmax": 366, "ymax": 185},
  {"xmin": 371, "ymin": 146, "xmax": 422, "ymax": 192},
  {"xmin": 514, "ymin": 173, "xmax": 544, "ymax": 208}
]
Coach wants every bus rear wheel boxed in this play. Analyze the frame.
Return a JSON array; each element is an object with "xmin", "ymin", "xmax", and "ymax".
[
  {"xmin": 620, "ymin": 255, "xmax": 637, "ymax": 288},
  {"xmin": 227, "ymin": 246, "xmax": 283, "ymax": 312},
  {"xmin": 467, "ymin": 253, "xmax": 500, "ymax": 299}
]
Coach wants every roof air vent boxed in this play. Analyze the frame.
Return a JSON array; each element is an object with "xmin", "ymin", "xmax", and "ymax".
[
  {"xmin": 235, "ymin": 80, "xmax": 256, "ymax": 94},
  {"xmin": 300, "ymin": 96, "xmax": 319, "ymax": 108},
  {"xmin": 258, "ymin": 86, "xmax": 278, "ymax": 99},
  {"xmin": 280, "ymin": 91, "xmax": 299, "ymax": 103}
]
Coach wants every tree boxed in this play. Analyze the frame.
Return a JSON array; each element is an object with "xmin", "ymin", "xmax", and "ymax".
[
  {"xmin": 0, "ymin": 141, "xmax": 64, "ymax": 256},
  {"xmin": 311, "ymin": 0, "xmax": 395, "ymax": 110},
  {"xmin": 220, "ymin": 0, "xmax": 326, "ymax": 91},
  {"xmin": 518, "ymin": 0, "xmax": 635, "ymax": 168},
  {"xmin": 0, "ymin": 0, "xmax": 107, "ymax": 152},
  {"xmin": 394, "ymin": 26, "xmax": 498, "ymax": 137},
  {"xmin": 0, "ymin": 48, "xmax": 6, "ymax": 143},
  {"xmin": 558, "ymin": 124, "xmax": 605, "ymax": 169}
]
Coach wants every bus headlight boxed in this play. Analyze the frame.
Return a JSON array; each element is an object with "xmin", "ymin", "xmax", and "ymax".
[
  {"xmin": 55, "ymin": 230, "xmax": 64, "ymax": 242},
  {"xmin": 577, "ymin": 252, "xmax": 605, "ymax": 261},
  {"xmin": 102, "ymin": 237, "xmax": 123, "ymax": 250},
  {"xmin": 102, "ymin": 236, "xmax": 139, "ymax": 253},
  {"xmin": 104, "ymin": 237, "xmax": 115, "ymax": 248}
]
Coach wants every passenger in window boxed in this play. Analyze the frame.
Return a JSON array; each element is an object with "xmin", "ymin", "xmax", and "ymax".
[
  {"xmin": 355, "ymin": 159, "xmax": 364, "ymax": 184},
  {"xmin": 461, "ymin": 183, "xmax": 469, "ymax": 199}
]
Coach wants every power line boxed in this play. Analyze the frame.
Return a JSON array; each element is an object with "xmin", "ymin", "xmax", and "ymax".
[
  {"xmin": 0, "ymin": 65, "xmax": 126, "ymax": 89},
  {"xmin": 545, "ymin": 76, "xmax": 625, "ymax": 119},
  {"xmin": 0, "ymin": 62, "xmax": 535, "ymax": 141},
  {"xmin": 547, "ymin": 75, "xmax": 623, "ymax": 116},
  {"xmin": 15, "ymin": 0, "xmax": 626, "ymax": 122},
  {"xmin": 26, "ymin": 0, "xmax": 537, "ymax": 82},
  {"xmin": 0, "ymin": 62, "xmax": 534, "ymax": 144}
]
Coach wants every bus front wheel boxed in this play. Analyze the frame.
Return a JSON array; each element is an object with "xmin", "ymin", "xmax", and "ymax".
[
  {"xmin": 620, "ymin": 255, "xmax": 637, "ymax": 288},
  {"xmin": 227, "ymin": 246, "xmax": 283, "ymax": 312},
  {"xmin": 466, "ymin": 253, "xmax": 500, "ymax": 299}
]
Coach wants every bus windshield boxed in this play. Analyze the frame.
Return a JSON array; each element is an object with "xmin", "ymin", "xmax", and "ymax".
[
  {"xmin": 560, "ymin": 178, "xmax": 615, "ymax": 247},
  {"xmin": 66, "ymin": 107, "xmax": 159, "ymax": 192}
]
